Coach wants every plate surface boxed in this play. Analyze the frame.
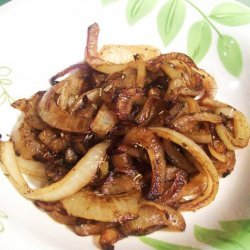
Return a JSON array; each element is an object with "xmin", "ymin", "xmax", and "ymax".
[{"xmin": 0, "ymin": 0, "xmax": 249, "ymax": 249}]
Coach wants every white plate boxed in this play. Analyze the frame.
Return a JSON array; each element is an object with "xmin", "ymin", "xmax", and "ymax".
[{"xmin": 0, "ymin": 0, "xmax": 249, "ymax": 249}]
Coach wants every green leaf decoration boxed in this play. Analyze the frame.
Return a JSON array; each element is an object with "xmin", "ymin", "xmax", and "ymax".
[
  {"xmin": 217, "ymin": 34, "xmax": 242, "ymax": 77},
  {"xmin": 187, "ymin": 20, "xmax": 212, "ymax": 63},
  {"xmin": 101, "ymin": 0, "xmax": 118, "ymax": 5},
  {"xmin": 0, "ymin": 0, "xmax": 12, "ymax": 7},
  {"xmin": 140, "ymin": 236, "xmax": 201, "ymax": 250},
  {"xmin": 126, "ymin": 0, "xmax": 158, "ymax": 25},
  {"xmin": 194, "ymin": 224, "xmax": 250, "ymax": 250},
  {"xmin": 236, "ymin": 0, "xmax": 250, "ymax": 8},
  {"xmin": 157, "ymin": 0, "xmax": 186, "ymax": 46},
  {"xmin": 219, "ymin": 219, "xmax": 250, "ymax": 233},
  {"xmin": 210, "ymin": 2, "xmax": 250, "ymax": 26}
]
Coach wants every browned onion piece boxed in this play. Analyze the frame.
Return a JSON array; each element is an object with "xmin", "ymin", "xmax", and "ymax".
[
  {"xmin": 179, "ymin": 173, "xmax": 207, "ymax": 202},
  {"xmin": 99, "ymin": 227, "xmax": 124, "ymax": 250},
  {"xmin": 35, "ymin": 201, "xmax": 76, "ymax": 225},
  {"xmin": 121, "ymin": 205, "xmax": 170, "ymax": 236},
  {"xmin": 11, "ymin": 117, "xmax": 53, "ymax": 160},
  {"xmin": 194, "ymin": 68, "xmax": 217, "ymax": 98},
  {"xmin": 208, "ymin": 143, "xmax": 227, "ymax": 163},
  {"xmin": 75, "ymin": 219, "xmax": 114, "ymax": 236},
  {"xmin": 184, "ymin": 130, "xmax": 212, "ymax": 144},
  {"xmin": 178, "ymin": 96, "xmax": 201, "ymax": 113},
  {"xmin": 62, "ymin": 189, "xmax": 141, "ymax": 223},
  {"xmin": 156, "ymin": 168, "xmax": 187, "ymax": 207},
  {"xmin": 135, "ymin": 95, "xmax": 160, "ymax": 126},
  {"xmin": 199, "ymin": 97, "xmax": 229, "ymax": 108},
  {"xmin": 37, "ymin": 82, "xmax": 97, "ymax": 133},
  {"xmin": 172, "ymin": 112, "xmax": 222, "ymax": 132},
  {"xmin": 115, "ymin": 87, "xmax": 145, "ymax": 120},
  {"xmin": 123, "ymin": 127, "xmax": 167, "ymax": 199},
  {"xmin": 212, "ymin": 150, "xmax": 235, "ymax": 177},
  {"xmin": 50, "ymin": 63, "xmax": 89, "ymax": 85},
  {"xmin": 215, "ymin": 109, "xmax": 250, "ymax": 149},
  {"xmin": 141, "ymin": 200, "xmax": 186, "ymax": 231},
  {"xmin": 134, "ymin": 54, "xmax": 146, "ymax": 88},
  {"xmin": 12, "ymin": 92, "xmax": 49, "ymax": 130},
  {"xmin": 150, "ymin": 127, "xmax": 219, "ymax": 211},
  {"xmin": 85, "ymin": 23, "xmax": 131, "ymax": 74},
  {"xmin": 50, "ymin": 210, "xmax": 76, "ymax": 225},
  {"xmin": 163, "ymin": 140, "xmax": 196, "ymax": 173},
  {"xmin": 91, "ymin": 104, "xmax": 118, "ymax": 137},
  {"xmin": 100, "ymin": 174, "xmax": 141, "ymax": 195},
  {"xmin": 111, "ymin": 152, "xmax": 136, "ymax": 176},
  {"xmin": 150, "ymin": 52, "xmax": 198, "ymax": 69}
]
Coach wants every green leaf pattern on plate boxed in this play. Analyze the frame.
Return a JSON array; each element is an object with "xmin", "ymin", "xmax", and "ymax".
[
  {"xmin": 217, "ymin": 34, "xmax": 243, "ymax": 77},
  {"xmin": 101, "ymin": 0, "xmax": 118, "ymax": 5},
  {"xmin": 187, "ymin": 20, "xmax": 212, "ymax": 63},
  {"xmin": 0, "ymin": 0, "xmax": 12, "ymax": 7},
  {"xmin": 157, "ymin": 0, "xmax": 186, "ymax": 46},
  {"xmin": 195, "ymin": 219, "xmax": 250, "ymax": 250},
  {"xmin": 210, "ymin": 2, "xmax": 250, "ymax": 26},
  {"xmin": 141, "ymin": 219, "xmax": 250, "ymax": 250},
  {"xmin": 126, "ymin": 0, "xmax": 158, "ymax": 25},
  {"xmin": 140, "ymin": 236, "xmax": 201, "ymax": 250}
]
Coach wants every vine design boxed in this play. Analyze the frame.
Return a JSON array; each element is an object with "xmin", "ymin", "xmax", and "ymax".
[
  {"xmin": 103, "ymin": 0, "xmax": 250, "ymax": 77},
  {"xmin": 0, "ymin": 67, "xmax": 14, "ymax": 105},
  {"xmin": 0, "ymin": 210, "xmax": 8, "ymax": 233}
]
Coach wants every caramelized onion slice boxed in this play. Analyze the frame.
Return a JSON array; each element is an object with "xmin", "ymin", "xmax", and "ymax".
[
  {"xmin": 75, "ymin": 220, "xmax": 114, "ymax": 236},
  {"xmin": 184, "ymin": 131, "xmax": 212, "ymax": 144},
  {"xmin": 179, "ymin": 173, "xmax": 207, "ymax": 202},
  {"xmin": 85, "ymin": 23, "xmax": 131, "ymax": 74},
  {"xmin": 99, "ymin": 227, "xmax": 124, "ymax": 250},
  {"xmin": 11, "ymin": 117, "xmax": 52, "ymax": 160},
  {"xmin": 208, "ymin": 143, "xmax": 227, "ymax": 163},
  {"xmin": 91, "ymin": 104, "xmax": 118, "ymax": 137},
  {"xmin": 150, "ymin": 127, "xmax": 219, "ymax": 211},
  {"xmin": 141, "ymin": 200, "xmax": 186, "ymax": 231},
  {"xmin": 0, "ymin": 141, "xmax": 109, "ymax": 201},
  {"xmin": 172, "ymin": 112, "xmax": 222, "ymax": 132},
  {"xmin": 123, "ymin": 127, "xmax": 167, "ymax": 199},
  {"xmin": 215, "ymin": 109, "xmax": 250, "ymax": 148},
  {"xmin": 37, "ymin": 86, "xmax": 96, "ymax": 133},
  {"xmin": 62, "ymin": 189, "xmax": 141, "ymax": 223},
  {"xmin": 121, "ymin": 205, "xmax": 169, "ymax": 236}
]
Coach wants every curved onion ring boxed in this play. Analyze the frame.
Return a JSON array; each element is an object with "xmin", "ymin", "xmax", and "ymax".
[
  {"xmin": 123, "ymin": 127, "xmax": 167, "ymax": 199},
  {"xmin": 0, "ymin": 141, "xmax": 109, "ymax": 201},
  {"xmin": 37, "ymin": 84, "xmax": 97, "ymax": 133},
  {"xmin": 141, "ymin": 200, "xmax": 186, "ymax": 231},
  {"xmin": 172, "ymin": 112, "xmax": 222, "ymax": 132},
  {"xmin": 150, "ymin": 127, "xmax": 219, "ymax": 211},
  {"xmin": 215, "ymin": 108, "xmax": 250, "ymax": 149},
  {"xmin": 62, "ymin": 189, "xmax": 141, "ymax": 223},
  {"xmin": 85, "ymin": 23, "xmax": 132, "ymax": 74}
]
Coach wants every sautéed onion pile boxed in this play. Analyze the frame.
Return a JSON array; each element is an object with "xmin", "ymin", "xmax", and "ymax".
[{"xmin": 0, "ymin": 23, "xmax": 249, "ymax": 250}]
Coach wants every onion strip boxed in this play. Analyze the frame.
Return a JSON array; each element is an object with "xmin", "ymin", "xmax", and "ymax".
[
  {"xmin": 0, "ymin": 141, "xmax": 110, "ymax": 201},
  {"xmin": 150, "ymin": 127, "xmax": 219, "ymax": 211},
  {"xmin": 62, "ymin": 189, "xmax": 141, "ymax": 222}
]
